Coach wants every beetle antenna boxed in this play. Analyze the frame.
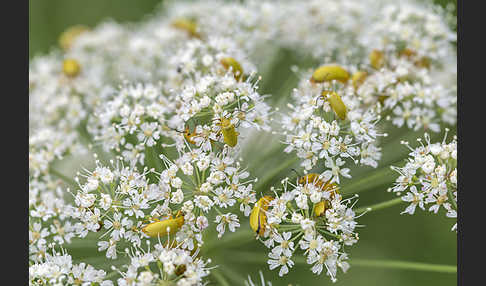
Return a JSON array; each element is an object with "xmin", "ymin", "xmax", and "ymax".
[{"xmin": 291, "ymin": 168, "xmax": 302, "ymax": 178}]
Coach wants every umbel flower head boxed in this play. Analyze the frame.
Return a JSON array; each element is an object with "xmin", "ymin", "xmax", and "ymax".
[
  {"xmin": 68, "ymin": 151, "xmax": 257, "ymax": 259},
  {"xmin": 250, "ymin": 173, "xmax": 358, "ymax": 281},
  {"xmin": 86, "ymin": 37, "xmax": 270, "ymax": 155},
  {"xmin": 111, "ymin": 240, "xmax": 213, "ymax": 286},
  {"xmin": 29, "ymin": 245, "xmax": 114, "ymax": 286},
  {"xmin": 281, "ymin": 64, "xmax": 385, "ymax": 175},
  {"xmin": 389, "ymin": 130, "xmax": 457, "ymax": 231}
]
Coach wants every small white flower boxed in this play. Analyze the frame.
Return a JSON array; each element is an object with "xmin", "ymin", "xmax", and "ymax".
[
  {"xmin": 215, "ymin": 213, "xmax": 240, "ymax": 238},
  {"xmin": 202, "ymin": 54, "xmax": 213, "ymax": 66},
  {"xmin": 196, "ymin": 216, "xmax": 209, "ymax": 231},
  {"xmin": 295, "ymin": 193, "xmax": 308, "ymax": 210},
  {"xmin": 421, "ymin": 155, "xmax": 436, "ymax": 174},
  {"xmin": 138, "ymin": 122, "xmax": 160, "ymax": 147},
  {"xmin": 76, "ymin": 192, "xmax": 96, "ymax": 208},
  {"xmin": 267, "ymin": 248, "xmax": 294, "ymax": 277},
  {"xmin": 289, "ymin": 213, "xmax": 303, "ymax": 225},
  {"xmin": 194, "ymin": 195, "xmax": 214, "ymax": 212},
  {"xmin": 84, "ymin": 178, "xmax": 99, "ymax": 192},
  {"xmin": 401, "ymin": 186, "xmax": 425, "ymax": 215},
  {"xmin": 272, "ymin": 232, "xmax": 294, "ymax": 257},
  {"xmin": 182, "ymin": 201, "xmax": 194, "ymax": 213},
  {"xmin": 171, "ymin": 177, "xmax": 183, "ymax": 188},
  {"xmin": 98, "ymin": 239, "xmax": 117, "ymax": 259},
  {"xmin": 170, "ymin": 189, "xmax": 184, "ymax": 204},
  {"xmin": 200, "ymin": 182, "xmax": 213, "ymax": 193},
  {"xmin": 99, "ymin": 194, "xmax": 112, "ymax": 210}
]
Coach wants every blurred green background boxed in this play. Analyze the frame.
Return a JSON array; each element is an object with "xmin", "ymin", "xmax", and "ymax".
[{"xmin": 29, "ymin": 0, "xmax": 457, "ymax": 285}]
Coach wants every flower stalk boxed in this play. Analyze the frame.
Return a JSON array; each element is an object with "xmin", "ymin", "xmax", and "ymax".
[{"xmin": 355, "ymin": 197, "xmax": 404, "ymax": 214}]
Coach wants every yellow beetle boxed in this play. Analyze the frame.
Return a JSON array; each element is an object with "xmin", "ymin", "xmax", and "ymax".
[
  {"xmin": 220, "ymin": 57, "xmax": 244, "ymax": 81},
  {"xmin": 399, "ymin": 48, "xmax": 416, "ymax": 58},
  {"xmin": 62, "ymin": 59, "xmax": 81, "ymax": 78},
  {"xmin": 369, "ymin": 50, "xmax": 385, "ymax": 70},
  {"xmin": 310, "ymin": 65, "xmax": 349, "ymax": 84},
  {"xmin": 298, "ymin": 173, "xmax": 324, "ymax": 187},
  {"xmin": 415, "ymin": 57, "xmax": 431, "ymax": 69},
  {"xmin": 216, "ymin": 117, "xmax": 239, "ymax": 147},
  {"xmin": 398, "ymin": 48, "xmax": 430, "ymax": 69},
  {"xmin": 141, "ymin": 211, "xmax": 185, "ymax": 237},
  {"xmin": 314, "ymin": 201, "xmax": 327, "ymax": 217},
  {"xmin": 171, "ymin": 18, "xmax": 200, "ymax": 38},
  {"xmin": 249, "ymin": 196, "xmax": 273, "ymax": 236},
  {"xmin": 59, "ymin": 25, "xmax": 89, "ymax": 51},
  {"xmin": 322, "ymin": 91, "xmax": 347, "ymax": 120},
  {"xmin": 298, "ymin": 173, "xmax": 338, "ymax": 193},
  {"xmin": 351, "ymin": 71, "xmax": 368, "ymax": 90},
  {"xmin": 183, "ymin": 126, "xmax": 198, "ymax": 145},
  {"xmin": 298, "ymin": 173, "xmax": 339, "ymax": 217},
  {"xmin": 378, "ymin": 94, "xmax": 388, "ymax": 105}
]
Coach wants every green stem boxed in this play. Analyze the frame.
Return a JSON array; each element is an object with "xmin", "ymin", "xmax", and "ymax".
[
  {"xmin": 148, "ymin": 147, "xmax": 164, "ymax": 172},
  {"xmin": 218, "ymin": 265, "xmax": 248, "ymax": 285},
  {"xmin": 49, "ymin": 167, "xmax": 77, "ymax": 187},
  {"xmin": 447, "ymin": 188, "xmax": 457, "ymax": 210},
  {"xmin": 355, "ymin": 197, "xmax": 404, "ymax": 214},
  {"xmin": 203, "ymin": 227, "xmax": 254, "ymax": 254},
  {"xmin": 317, "ymin": 227, "xmax": 340, "ymax": 239},
  {"xmin": 104, "ymin": 271, "xmax": 119, "ymax": 280},
  {"xmin": 225, "ymin": 251, "xmax": 456, "ymax": 274},
  {"xmin": 211, "ymin": 269, "xmax": 231, "ymax": 286},
  {"xmin": 244, "ymin": 139, "xmax": 284, "ymax": 169},
  {"xmin": 342, "ymin": 166, "xmax": 396, "ymax": 195},
  {"xmin": 76, "ymin": 122, "xmax": 113, "ymax": 164},
  {"xmin": 350, "ymin": 259, "xmax": 456, "ymax": 273},
  {"xmin": 255, "ymin": 156, "xmax": 300, "ymax": 192}
]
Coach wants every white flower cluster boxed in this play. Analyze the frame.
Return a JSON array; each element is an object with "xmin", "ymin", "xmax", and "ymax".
[
  {"xmin": 87, "ymin": 38, "xmax": 270, "ymax": 157},
  {"xmin": 29, "ymin": 247, "xmax": 113, "ymax": 286},
  {"xmin": 163, "ymin": 0, "xmax": 456, "ymax": 83},
  {"xmin": 358, "ymin": 3, "xmax": 456, "ymax": 68},
  {"xmin": 254, "ymin": 175, "xmax": 358, "ymax": 281},
  {"xmin": 68, "ymin": 153, "xmax": 256, "ymax": 259},
  {"xmin": 29, "ymin": 0, "xmax": 456, "ymax": 284},
  {"xmin": 355, "ymin": 3, "xmax": 456, "ymax": 132},
  {"xmin": 353, "ymin": 46, "xmax": 456, "ymax": 133},
  {"xmin": 29, "ymin": 132, "xmax": 78, "ymax": 264},
  {"xmin": 162, "ymin": 0, "xmax": 378, "ymax": 62},
  {"xmin": 281, "ymin": 69, "xmax": 384, "ymax": 178},
  {"xmin": 30, "ymin": 2, "xmax": 270, "ymax": 281},
  {"xmin": 112, "ymin": 241, "xmax": 212, "ymax": 286},
  {"xmin": 390, "ymin": 131, "xmax": 457, "ymax": 231}
]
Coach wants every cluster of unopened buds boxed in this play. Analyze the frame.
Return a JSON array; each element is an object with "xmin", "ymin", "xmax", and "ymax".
[{"xmin": 29, "ymin": 0, "xmax": 456, "ymax": 284}]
